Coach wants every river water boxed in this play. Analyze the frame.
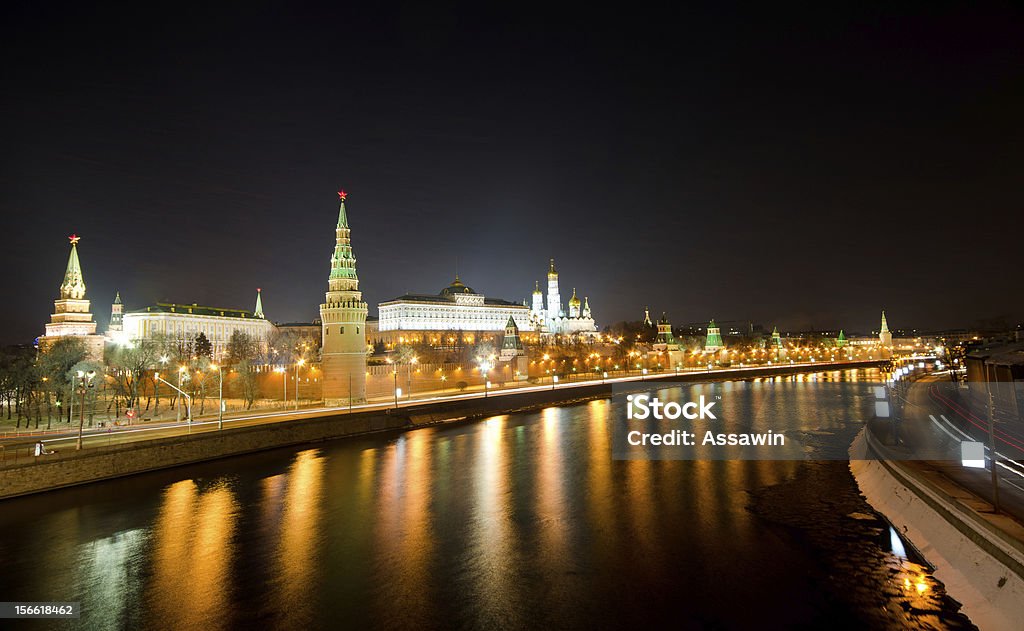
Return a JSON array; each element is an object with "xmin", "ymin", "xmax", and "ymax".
[{"xmin": 0, "ymin": 369, "xmax": 975, "ymax": 629}]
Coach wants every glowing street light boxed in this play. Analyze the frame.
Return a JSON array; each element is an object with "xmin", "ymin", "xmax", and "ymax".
[
  {"xmin": 210, "ymin": 364, "xmax": 224, "ymax": 429},
  {"xmin": 295, "ymin": 358, "xmax": 306, "ymax": 410}
]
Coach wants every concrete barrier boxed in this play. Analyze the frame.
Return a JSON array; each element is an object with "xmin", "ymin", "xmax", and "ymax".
[{"xmin": 851, "ymin": 428, "xmax": 1024, "ymax": 631}]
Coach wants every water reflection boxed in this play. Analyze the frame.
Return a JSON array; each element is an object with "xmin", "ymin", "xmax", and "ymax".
[
  {"xmin": 0, "ymin": 367, "xmax": 939, "ymax": 629},
  {"xmin": 274, "ymin": 449, "xmax": 326, "ymax": 626},
  {"xmin": 148, "ymin": 479, "xmax": 238, "ymax": 630}
]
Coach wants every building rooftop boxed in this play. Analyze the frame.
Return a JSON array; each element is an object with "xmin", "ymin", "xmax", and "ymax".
[
  {"xmin": 127, "ymin": 302, "xmax": 262, "ymax": 319},
  {"xmin": 380, "ymin": 293, "xmax": 526, "ymax": 307}
]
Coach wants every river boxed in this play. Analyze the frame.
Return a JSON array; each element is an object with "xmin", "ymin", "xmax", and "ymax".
[{"xmin": 0, "ymin": 368, "xmax": 975, "ymax": 629}]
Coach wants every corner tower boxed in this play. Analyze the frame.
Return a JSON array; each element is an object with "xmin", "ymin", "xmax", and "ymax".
[
  {"xmin": 879, "ymin": 310, "xmax": 892, "ymax": 347},
  {"xmin": 40, "ymin": 234, "xmax": 104, "ymax": 359},
  {"xmin": 319, "ymin": 190, "xmax": 368, "ymax": 403}
]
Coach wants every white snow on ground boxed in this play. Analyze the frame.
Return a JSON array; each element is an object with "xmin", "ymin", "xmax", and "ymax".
[{"xmin": 850, "ymin": 430, "xmax": 1024, "ymax": 631}]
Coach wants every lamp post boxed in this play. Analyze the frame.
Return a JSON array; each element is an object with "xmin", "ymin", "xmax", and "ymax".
[
  {"xmin": 479, "ymin": 360, "xmax": 493, "ymax": 398},
  {"xmin": 295, "ymin": 358, "xmax": 305, "ymax": 410},
  {"xmin": 75, "ymin": 370, "xmax": 95, "ymax": 450},
  {"xmin": 155, "ymin": 372, "xmax": 192, "ymax": 426},
  {"xmin": 176, "ymin": 366, "xmax": 187, "ymax": 423},
  {"xmin": 393, "ymin": 368, "xmax": 400, "ymax": 409},
  {"xmin": 210, "ymin": 364, "xmax": 224, "ymax": 429},
  {"xmin": 552, "ymin": 375, "xmax": 559, "ymax": 390},
  {"xmin": 274, "ymin": 366, "xmax": 287, "ymax": 406}
]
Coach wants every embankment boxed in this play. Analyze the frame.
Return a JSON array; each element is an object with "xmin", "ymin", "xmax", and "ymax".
[{"xmin": 1, "ymin": 360, "xmax": 881, "ymax": 500}]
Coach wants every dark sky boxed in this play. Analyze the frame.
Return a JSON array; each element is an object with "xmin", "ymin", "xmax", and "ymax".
[{"xmin": 2, "ymin": 2, "xmax": 1023, "ymax": 344}]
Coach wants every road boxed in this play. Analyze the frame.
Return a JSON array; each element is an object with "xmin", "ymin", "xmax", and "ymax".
[
  {"xmin": 889, "ymin": 371, "xmax": 1024, "ymax": 523},
  {"xmin": 1, "ymin": 359, "xmax": 883, "ymax": 465}
]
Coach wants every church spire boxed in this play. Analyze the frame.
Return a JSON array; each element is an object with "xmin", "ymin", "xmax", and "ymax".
[
  {"xmin": 61, "ymin": 234, "xmax": 87, "ymax": 300},
  {"xmin": 643, "ymin": 307, "xmax": 652, "ymax": 327},
  {"xmin": 254, "ymin": 288, "xmax": 264, "ymax": 318}
]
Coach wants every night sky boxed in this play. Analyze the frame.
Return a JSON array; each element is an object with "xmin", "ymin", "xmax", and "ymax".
[{"xmin": 3, "ymin": 3, "xmax": 1023, "ymax": 344}]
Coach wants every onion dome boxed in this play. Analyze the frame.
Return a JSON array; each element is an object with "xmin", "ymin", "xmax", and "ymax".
[
  {"xmin": 568, "ymin": 287, "xmax": 580, "ymax": 307},
  {"xmin": 533, "ymin": 280, "xmax": 542, "ymax": 295}
]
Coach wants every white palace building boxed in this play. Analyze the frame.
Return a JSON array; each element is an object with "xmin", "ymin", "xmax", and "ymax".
[
  {"xmin": 374, "ymin": 258, "xmax": 597, "ymax": 348},
  {"xmin": 113, "ymin": 289, "xmax": 275, "ymax": 358}
]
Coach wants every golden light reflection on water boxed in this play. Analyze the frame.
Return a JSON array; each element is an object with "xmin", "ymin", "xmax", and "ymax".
[
  {"xmin": 148, "ymin": 479, "xmax": 238, "ymax": 631},
  {"xmin": 373, "ymin": 430, "xmax": 435, "ymax": 624},
  {"xmin": 275, "ymin": 449, "xmax": 325, "ymax": 620},
  {"xmin": 469, "ymin": 415, "xmax": 517, "ymax": 625},
  {"xmin": 538, "ymin": 407, "xmax": 566, "ymax": 559}
]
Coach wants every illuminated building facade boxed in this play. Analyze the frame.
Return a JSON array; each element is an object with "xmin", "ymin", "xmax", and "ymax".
[
  {"xmin": 529, "ymin": 259, "xmax": 597, "ymax": 337},
  {"xmin": 377, "ymin": 275, "xmax": 533, "ymax": 345},
  {"xmin": 119, "ymin": 291, "xmax": 274, "ymax": 358}
]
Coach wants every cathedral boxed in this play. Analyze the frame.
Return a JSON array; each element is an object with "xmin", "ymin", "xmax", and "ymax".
[{"xmin": 529, "ymin": 259, "xmax": 597, "ymax": 337}]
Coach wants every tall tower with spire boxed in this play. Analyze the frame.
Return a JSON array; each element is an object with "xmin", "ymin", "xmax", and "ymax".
[
  {"xmin": 546, "ymin": 258, "xmax": 562, "ymax": 323},
  {"xmin": 879, "ymin": 310, "xmax": 892, "ymax": 347},
  {"xmin": 254, "ymin": 288, "xmax": 264, "ymax": 319},
  {"xmin": 40, "ymin": 234, "xmax": 105, "ymax": 359},
  {"xmin": 319, "ymin": 190, "xmax": 368, "ymax": 403},
  {"xmin": 109, "ymin": 291, "xmax": 123, "ymax": 332}
]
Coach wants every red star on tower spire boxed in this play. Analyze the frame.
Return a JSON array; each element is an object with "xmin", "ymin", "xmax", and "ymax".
[
  {"xmin": 337, "ymin": 190, "xmax": 347, "ymax": 201},
  {"xmin": 68, "ymin": 234, "xmax": 80, "ymax": 245}
]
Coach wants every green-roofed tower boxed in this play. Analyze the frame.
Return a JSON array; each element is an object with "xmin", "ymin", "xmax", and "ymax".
[
  {"xmin": 879, "ymin": 310, "xmax": 892, "ymax": 347},
  {"xmin": 656, "ymin": 313, "xmax": 677, "ymax": 346},
  {"xmin": 771, "ymin": 326, "xmax": 782, "ymax": 348},
  {"xmin": 320, "ymin": 190, "xmax": 369, "ymax": 403},
  {"xmin": 836, "ymin": 329, "xmax": 847, "ymax": 348},
  {"xmin": 41, "ymin": 234, "xmax": 104, "ymax": 360},
  {"xmin": 254, "ymin": 288, "xmax": 264, "ymax": 319},
  {"xmin": 704, "ymin": 319, "xmax": 724, "ymax": 352}
]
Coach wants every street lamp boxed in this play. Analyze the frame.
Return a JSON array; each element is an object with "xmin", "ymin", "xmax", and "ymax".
[
  {"xmin": 210, "ymin": 364, "xmax": 224, "ymax": 429},
  {"xmin": 156, "ymin": 371, "xmax": 192, "ymax": 426},
  {"xmin": 295, "ymin": 358, "xmax": 305, "ymax": 410},
  {"xmin": 479, "ymin": 360, "xmax": 493, "ymax": 397},
  {"xmin": 552, "ymin": 375, "xmax": 559, "ymax": 390},
  {"xmin": 274, "ymin": 366, "xmax": 287, "ymax": 405},
  {"xmin": 177, "ymin": 366, "xmax": 187, "ymax": 423},
  {"xmin": 75, "ymin": 370, "xmax": 96, "ymax": 450}
]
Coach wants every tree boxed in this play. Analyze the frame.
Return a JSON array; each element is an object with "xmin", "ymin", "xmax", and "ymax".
[
  {"xmin": 38, "ymin": 337, "xmax": 87, "ymax": 423},
  {"xmin": 194, "ymin": 332, "xmax": 213, "ymax": 360},
  {"xmin": 105, "ymin": 339, "xmax": 158, "ymax": 417},
  {"xmin": 226, "ymin": 331, "xmax": 261, "ymax": 409}
]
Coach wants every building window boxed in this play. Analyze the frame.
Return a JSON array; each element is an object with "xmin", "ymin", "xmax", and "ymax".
[
  {"xmin": 356, "ymin": 326, "xmax": 360, "ymax": 334},
  {"xmin": 340, "ymin": 326, "xmax": 345, "ymax": 334}
]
